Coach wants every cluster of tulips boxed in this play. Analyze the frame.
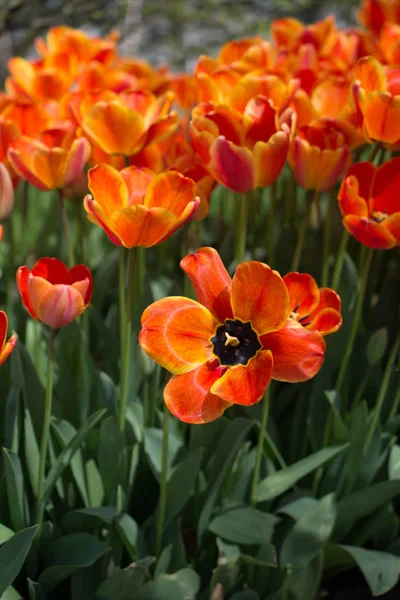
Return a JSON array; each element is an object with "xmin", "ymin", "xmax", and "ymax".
[{"xmin": 0, "ymin": 0, "xmax": 399, "ymax": 539}]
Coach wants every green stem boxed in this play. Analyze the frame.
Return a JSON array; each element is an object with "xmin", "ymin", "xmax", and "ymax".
[
  {"xmin": 388, "ymin": 381, "xmax": 400, "ymax": 423},
  {"xmin": 119, "ymin": 248, "xmax": 126, "ymax": 363},
  {"xmin": 267, "ymin": 182, "xmax": 277, "ymax": 265},
  {"xmin": 352, "ymin": 368, "xmax": 371, "ymax": 407},
  {"xmin": 335, "ymin": 248, "xmax": 374, "ymax": 392},
  {"xmin": 156, "ymin": 404, "xmax": 169, "ymax": 555},
  {"xmin": 235, "ymin": 193, "xmax": 249, "ymax": 265},
  {"xmin": 364, "ymin": 333, "xmax": 400, "ymax": 453},
  {"xmin": 331, "ymin": 229, "xmax": 350, "ymax": 290},
  {"xmin": 58, "ymin": 191, "xmax": 75, "ymax": 267},
  {"xmin": 36, "ymin": 328, "xmax": 56, "ymax": 525},
  {"xmin": 291, "ymin": 190, "xmax": 317, "ymax": 272},
  {"xmin": 321, "ymin": 191, "xmax": 334, "ymax": 287},
  {"xmin": 251, "ymin": 386, "xmax": 271, "ymax": 507},
  {"xmin": 119, "ymin": 248, "xmax": 136, "ymax": 432}
]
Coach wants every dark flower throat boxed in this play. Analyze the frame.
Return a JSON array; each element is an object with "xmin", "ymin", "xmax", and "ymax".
[{"xmin": 211, "ymin": 319, "xmax": 262, "ymax": 366}]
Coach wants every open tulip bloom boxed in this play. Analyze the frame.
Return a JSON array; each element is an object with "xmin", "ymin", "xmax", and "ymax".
[
  {"xmin": 139, "ymin": 247, "xmax": 340, "ymax": 424},
  {"xmin": 0, "ymin": 310, "xmax": 16, "ymax": 366}
]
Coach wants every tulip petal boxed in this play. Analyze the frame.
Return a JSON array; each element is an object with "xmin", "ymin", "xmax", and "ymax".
[
  {"xmin": 384, "ymin": 213, "xmax": 400, "ymax": 245},
  {"xmin": 343, "ymin": 215, "xmax": 397, "ymax": 249},
  {"xmin": 16, "ymin": 266, "xmax": 38, "ymax": 319},
  {"xmin": 210, "ymin": 349, "xmax": 273, "ymax": 405},
  {"xmin": 253, "ymin": 131, "xmax": 289, "ymax": 189},
  {"xmin": 69, "ymin": 265, "xmax": 93, "ymax": 304},
  {"xmin": 362, "ymin": 92, "xmax": 400, "ymax": 145},
  {"xmin": 164, "ymin": 361, "xmax": 231, "ymax": 424},
  {"xmin": 0, "ymin": 334, "xmax": 16, "ymax": 366},
  {"xmin": 0, "ymin": 310, "xmax": 9, "ymax": 350},
  {"xmin": 372, "ymin": 157, "xmax": 400, "ymax": 215},
  {"xmin": 139, "ymin": 296, "xmax": 217, "ymax": 375},
  {"xmin": 120, "ymin": 166, "xmax": 154, "ymax": 205},
  {"xmin": 338, "ymin": 174, "xmax": 370, "ymax": 218},
  {"xmin": 28, "ymin": 277, "xmax": 86, "ymax": 329},
  {"xmin": 88, "ymin": 163, "xmax": 129, "ymax": 214},
  {"xmin": 180, "ymin": 247, "xmax": 233, "ymax": 323},
  {"xmin": 144, "ymin": 171, "xmax": 196, "ymax": 215},
  {"xmin": 231, "ymin": 261, "xmax": 289, "ymax": 335},
  {"xmin": 63, "ymin": 137, "xmax": 91, "ymax": 188},
  {"xmin": 283, "ymin": 272, "xmax": 319, "ymax": 318},
  {"xmin": 262, "ymin": 318, "xmax": 326, "ymax": 382},
  {"xmin": 31, "ymin": 257, "xmax": 71, "ymax": 284},
  {"xmin": 308, "ymin": 307, "xmax": 342, "ymax": 336},
  {"xmin": 84, "ymin": 194, "xmax": 123, "ymax": 246},
  {"xmin": 110, "ymin": 205, "xmax": 176, "ymax": 248},
  {"xmin": 209, "ymin": 137, "xmax": 255, "ymax": 193}
]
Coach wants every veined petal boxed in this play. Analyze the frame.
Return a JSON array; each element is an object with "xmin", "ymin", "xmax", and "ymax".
[
  {"xmin": 343, "ymin": 215, "xmax": 397, "ymax": 249},
  {"xmin": 63, "ymin": 137, "xmax": 91, "ymax": 188},
  {"xmin": 209, "ymin": 137, "xmax": 255, "ymax": 193},
  {"xmin": 384, "ymin": 213, "xmax": 400, "ymax": 245},
  {"xmin": 231, "ymin": 261, "xmax": 289, "ymax": 335},
  {"xmin": 120, "ymin": 166, "xmax": 154, "ymax": 205},
  {"xmin": 210, "ymin": 349, "xmax": 273, "ymax": 405},
  {"xmin": 283, "ymin": 272, "xmax": 319, "ymax": 318},
  {"xmin": 87, "ymin": 163, "xmax": 129, "ymax": 214},
  {"xmin": 139, "ymin": 296, "xmax": 217, "ymax": 375},
  {"xmin": 308, "ymin": 307, "xmax": 342, "ymax": 336},
  {"xmin": 372, "ymin": 157, "xmax": 400, "ymax": 215},
  {"xmin": 253, "ymin": 131, "xmax": 289, "ymax": 189},
  {"xmin": 362, "ymin": 92, "xmax": 400, "ymax": 145},
  {"xmin": 164, "ymin": 361, "xmax": 231, "ymax": 424},
  {"xmin": 110, "ymin": 205, "xmax": 176, "ymax": 248},
  {"xmin": 180, "ymin": 247, "xmax": 233, "ymax": 323},
  {"xmin": 144, "ymin": 171, "xmax": 196, "ymax": 215},
  {"xmin": 28, "ymin": 277, "xmax": 86, "ymax": 329},
  {"xmin": 84, "ymin": 194, "xmax": 123, "ymax": 246},
  {"xmin": 262, "ymin": 318, "xmax": 325, "ymax": 382}
]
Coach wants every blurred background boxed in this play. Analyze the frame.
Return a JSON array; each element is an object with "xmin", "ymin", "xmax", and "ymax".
[{"xmin": 0, "ymin": 0, "xmax": 360, "ymax": 76}]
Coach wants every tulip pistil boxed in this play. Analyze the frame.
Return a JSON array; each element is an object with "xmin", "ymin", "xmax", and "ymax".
[{"xmin": 211, "ymin": 319, "xmax": 261, "ymax": 366}]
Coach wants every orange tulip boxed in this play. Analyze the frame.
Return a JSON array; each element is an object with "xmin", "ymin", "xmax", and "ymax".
[
  {"xmin": 283, "ymin": 272, "xmax": 342, "ymax": 336},
  {"xmin": 139, "ymin": 247, "xmax": 327, "ymax": 424},
  {"xmin": 84, "ymin": 163, "xmax": 199, "ymax": 247},
  {"xmin": 6, "ymin": 57, "xmax": 70, "ymax": 102},
  {"xmin": 190, "ymin": 101, "xmax": 292, "ymax": 193},
  {"xmin": 357, "ymin": 0, "xmax": 400, "ymax": 35},
  {"xmin": 0, "ymin": 311, "xmax": 16, "ymax": 366},
  {"xmin": 16, "ymin": 258, "xmax": 92, "ymax": 329},
  {"xmin": 0, "ymin": 163, "xmax": 14, "ymax": 220},
  {"xmin": 288, "ymin": 122, "xmax": 351, "ymax": 192},
  {"xmin": 338, "ymin": 158, "xmax": 400, "ymax": 249},
  {"xmin": 8, "ymin": 129, "xmax": 91, "ymax": 191}
]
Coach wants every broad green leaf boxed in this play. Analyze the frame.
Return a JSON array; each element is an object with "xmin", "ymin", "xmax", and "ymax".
[
  {"xmin": 285, "ymin": 550, "xmax": 323, "ymax": 600},
  {"xmin": 2, "ymin": 449, "xmax": 28, "ymax": 531},
  {"xmin": 280, "ymin": 494, "xmax": 336, "ymax": 569},
  {"xmin": 115, "ymin": 514, "xmax": 140, "ymax": 561},
  {"xmin": 135, "ymin": 568, "xmax": 200, "ymax": 600},
  {"xmin": 335, "ymin": 544, "xmax": 400, "ymax": 597},
  {"xmin": 324, "ymin": 391, "xmax": 348, "ymax": 442},
  {"xmin": 96, "ymin": 371, "xmax": 118, "ymax": 416},
  {"xmin": 85, "ymin": 458, "xmax": 105, "ymax": 507},
  {"xmin": 143, "ymin": 427, "xmax": 183, "ymax": 482},
  {"xmin": 389, "ymin": 445, "xmax": 400, "ymax": 480},
  {"xmin": 96, "ymin": 565, "xmax": 149, "ymax": 599},
  {"xmin": 61, "ymin": 507, "xmax": 117, "ymax": 533},
  {"xmin": 277, "ymin": 497, "xmax": 317, "ymax": 521},
  {"xmin": 4, "ymin": 387, "xmax": 21, "ymax": 453},
  {"xmin": 23, "ymin": 410, "xmax": 40, "ymax": 496},
  {"xmin": 0, "ymin": 587, "xmax": 23, "ymax": 600},
  {"xmin": 198, "ymin": 418, "xmax": 253, "ymax": 540},
  {"xmin": 154, "ymin": 545, "xmax": 172, "ymax": 578},
  {"xmin": 27, "ymin": 579, "xmax": 46, "ymax": 600},
  {"xmin": 0, "ymin": 524, "xmax": 14, "ymax": 545},
  {"xmin": 334, "ymin": 480, "xmax": 400, "ymax": 538},
  {"xmin": 231, "ymin": 592, "xmax": 259, "ymax": 600},
  {"xmin": 39, "ymin": 533, "xmax": 109, "ymax": 593},
  {"xmin": 43, "ymin": 408, "xmax": 106, "ymax": 504},
  {"xmin": 256, "ymin": 445, "xmax": 346, "ymax": 502},
  {"xmin": 0, "ymin": 526, "xmax": 38, "ymax": 597},
  {"xmin": 240, "ymin": 546, "xmax": 276, "ymax": 568},
  {"xmin": 367, "ymin": 328, "xmax": 388, "ymax": 366},
  {"xmin": 346, "ymin": 401, "xmax": 368, "ymax": 488},
  {"xmin": 97, "ymin": 416, "xmax": 127, "ymax": 505},
  {"xmin": 163, "ymin": 448, "xmax": 203, "ymax": 527},
  {"xmin": 209, "ymin": 506, "xmax": 279, "ymax": 545}
]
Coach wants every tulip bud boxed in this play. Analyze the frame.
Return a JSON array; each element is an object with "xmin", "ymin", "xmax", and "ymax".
[{"xmin": 0, "ymin": 163, "xmax": 14, "ymax": 220}]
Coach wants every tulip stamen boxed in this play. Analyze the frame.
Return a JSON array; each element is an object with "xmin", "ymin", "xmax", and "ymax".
[
  {"xmin": 225, "ymin": 332, "xmax": 240, "ymax": 347},
  {"xmin": 211, "ymin": 319, "xmax": 262, "ymax": 366}
]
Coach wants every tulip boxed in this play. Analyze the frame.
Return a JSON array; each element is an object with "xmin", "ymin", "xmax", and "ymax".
[
  {"xmin": 0, "ymin": 311, "xmax": 16, "ymax": 366},
  {"xmin": 0, "ymin": 163, "xmax": 14, "ymax": 220}
]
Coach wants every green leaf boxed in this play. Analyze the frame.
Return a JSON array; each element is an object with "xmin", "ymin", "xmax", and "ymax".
[
  {"xmin": 0, "ymin": 587, "xmax": 23, "ymax": 600},
  {"xmin": 154, "ymin": 545, "xmax": 172, "ymax": 578},
  {"xmin": 23, "ymin": 410, "xmax": 40, "ymax": 496},
  {"xmin": 2, "ymin": 449, "xmax": 28, "ymax": 531},
  {"xmin": 96, "ymin": 565, "xmax": 149, "ymax": 599},
  {"xmin": 240, "ymin": 545, "xmax": 276, "ymax": 568},
  {"xmin": 336, "ymin": 544, "xmax": 400, "ymax": 596},
  {"xmin": 27, "ymin": 579, "xmax": 46, "ymax": 600},
  {"xmin": 367, "ymin": 328, "xmax": 388, "ymax": 366},
  {"xmin": 278, "ymin": 497, "xmax": 317, "ymax": 521},
  {"xmin": 39, "ymin": 533, "xmax": 109, "ymax": 593},
  {"xmin": 115, "ymin": 514, "xmax": 140, "ymax": 561},
  {"xmin": 85, "ymin": 459, "xmax": 105, "ymax": 507},
  {"xmin": 143, "ymin": 427, "xmax": 183, "ymax": 482},
  {"xmin": 285, "ymin": 550, "xmax": 323, "ymax": 600},
  {"xmin": 136, "ymin": 569, "xmax": 200, "ymax": 600},
  {"xmin": 198, "ymin": 418, "xmax": 253, "ymax": 540},
  {"xmin": 61, "ymin": 507, "xmax": 117, "ymax": 533},
  {"xmin": 231, "ymin": 592, "xmax": 259, "ymax": 600},
  {"xmin": 324, "ymin": 391, "xmax": 348, "ymax": 442},
  {"xmin": 209, "ymin": 506, "xmax": 279, "ymax": 545},
  {"xmin": 163, "ymin": 448, "xmax": 203, "ymax": 527},
  {"xmin": 0, "ymin": 526, "xmax": 38, "ymax": 597},
  {"xmin": 0, "ymin": 524, "xmax": 14, "ymax": 545},
  {"xmin": 346, "ymin": 401, "xmax": 368, "ymax": 488},
  {"xmin": 98, "ymin": 416, "xmax": 127, "ymax": 505},
  {"xmin": 389, "ymin": 445, "xmax": 400, "ymax": 480},
  {"xmin": 96, "ymin": 372, "xmax": 118, "ymax": 416},
  {"xmin": 280, "ymin": 494, "xmax": 336, "ymax": 569},
  {"xmin": 334, "ymin": 480, "xmax": 400, "ymax": 538},
  {"xmin": 43, "ymin": 408, "xmax": 106, "ymax": 505},
  {"xmin": 256, "ymin": 445, "xmax": 346, "ymax": 502}
]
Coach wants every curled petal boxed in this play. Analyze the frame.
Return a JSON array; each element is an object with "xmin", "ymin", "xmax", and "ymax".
[
  {"xmin": 0, "ymin": 311, "xmax": 16, "ymax": 366},
  {"xmin": 84, "ymin": 194, "xmax": 123, "ymax": 246},
  {"xmin": 308, "ymin": 307, "xmax": 342, "ymax": 336},
  {"xmin": 180, "ymin": 247, "xmax": 233, "ymax": 323},
  {"xmin": 16, "ymin": 266, "xmax": 38, "ymax": 318},
  {"xmin": 262, "ymin": 318, "xmax": 326, "ymax": 383},
  {"xmin": 209, "ymin": 137, "xmax": 255, "ymax": 193},
  {"xmin": 139, "ymin": 296, "xmax": 216, "ymax": 375},
  {"xmin": 164, "ymin": 362, "xmax": 231, "ymax": 424},
  {"xmin": 338, "ymin": 174, "xmax": 369, "ymax": 218},
  {"xmin": 231, "ymin": 261, "xmax": 289, "ymax": 335},
  {"xmin": 210, "ymin": 350, "xmax": 273, "ymax": 405},
  {"xmin": 283, "ymin": 272, "xmax": 319, "ymax": 318},
  {"xmin": 343, "ymin": 215, "xmax": 397, "ymax": 249}
]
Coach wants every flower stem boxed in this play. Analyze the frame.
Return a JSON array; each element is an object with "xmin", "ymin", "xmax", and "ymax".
[
  {"xmin": 267, "ymin": 182, "xmax": 277, "ymax": 265},
  {"xmin": 119, "ymin": 247, "xmax": 136, "ymax": 432},
  {"xmin": 36, "ymin": 328, "xmax": 56, "ymax": 525},
  {"xmin": 251, "ymin": 386, "xmax": 271, "ymax": 507},
  {"xmin": 330, "ymin": 229, "xmax": 350, "ymax": 290},
  {"xmin": 335, "ymin": 248, "xmax": 374, "ymax": 392},
  {"xmin": 364, "ymin": 332, "xmax": 400, "ymax": 453},
  {"xmin": 321, "ymin": 191, "xmax": 334, "ymax": 287},
  {"xmin": 156, "ymin": 404, "xmax": 169, "ymax": 555},
  {"xmin": 291, "ymin": 190, "xmax": 318, "ymax": 272},
  {"xmin": 235, "ymin": 193, "xmax": 249, "ymax": 265},
  {"xmin": 58, "ymin": 191, "xmax": 75, "ymax": 267},
  {"xmin": 119, "ymin": 247, "xmax": 126, "ymax": 370}
]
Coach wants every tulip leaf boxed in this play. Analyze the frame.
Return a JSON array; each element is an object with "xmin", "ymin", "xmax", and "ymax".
[
  {"xmin": 96, "ymin": 565, "xmax": 150, "ymax": 599},
  {"xmin": 154, "ymin": 545, "xmax": 172, "ymax": 578},
  {"xmin": 0, "ymin": 526, "xmax": 38, "ymax": 597},
  {"xmin": 143, "ymin": 427, "xmax": 183, "ymax": 482},
  {"xmin": 0, "ymin": 524, "xmax": 14, "ymax": 545},
  {"xmin": 209, "ymin": 506, "xmax": 279, "ymax": 545},
  {"xmin": 2, "ymin": 448, "xmax": 29, "ymax": 531},
  {"xmin": 1, "ymin": 587, "xmax": 23, "ymax": 600},
  {"xmin": 135, "ymin": 568, "xmax": 200, "ymax": 600},
  {"xmin": 389, "ymin": 445, "xmax": 400, "ymax": 481},
  {"xmin": 163, "ymin": 447, "xmax": 203, "ymax": 528},
  {"xmin": 114, "ymin": 513, "xmax": 140, "ymax": 561},
  {"xmin": 198, "ymin": 418, "xmax": 254, "ymax": 541},
  {"xmin": 255, "ymin": 445, "xmax": 346, "ymax": 502},
  {"xmin": 285, "ymin": 549, "xmax": 324, "ymax": 600},
  {"xmin": 367, "ymin": 327, "xmax": 388, "ymax": 367},
  {"xmin": 346, "ymin": 401, "xmax": 368, "ymax": 488},
  {"xmin": 23, "ymin": 409, "xmax": 40, "ymax": 496}
]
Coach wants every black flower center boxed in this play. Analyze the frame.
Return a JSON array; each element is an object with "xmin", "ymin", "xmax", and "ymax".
[{"xmin": 211, "ymin": 319, "xmax": 262, "ymax": 366}]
